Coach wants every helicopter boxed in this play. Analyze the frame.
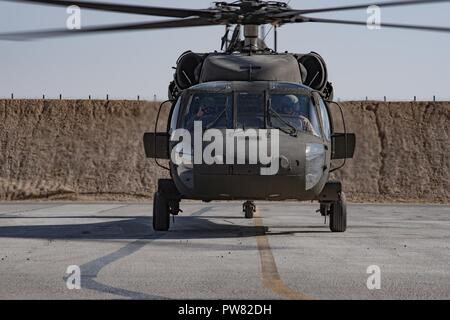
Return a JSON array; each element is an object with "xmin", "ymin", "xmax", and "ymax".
[{"xmin": 1, "ymin": 0, "xmax": 450, "ymax": 233}]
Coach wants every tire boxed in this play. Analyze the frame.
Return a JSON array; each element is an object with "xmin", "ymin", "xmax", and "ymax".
[
  {"xmin": 152, "ymin": 192, "xmax": 170, "ymax": 231},
  {"xmin": 329, "ymin": 192, "xmax": 347, "ymax": 232}
]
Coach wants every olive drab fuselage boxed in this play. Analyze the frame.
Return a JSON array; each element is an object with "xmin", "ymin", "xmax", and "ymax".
[{"xmin": 168, "ymin": 81, "xmax": 333, "ymax": 202}]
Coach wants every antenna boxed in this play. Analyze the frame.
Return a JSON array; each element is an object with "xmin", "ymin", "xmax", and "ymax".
[
  {"xmin": 221, "ymin": 24, "xmax": 231, "ymax": 51},
  {"xmin": 274, "ymin": 26, "xmax": 278, "ymax": 52}
]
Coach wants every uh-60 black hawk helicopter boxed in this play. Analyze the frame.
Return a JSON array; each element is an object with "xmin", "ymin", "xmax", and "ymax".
[{"xmin": 2, "ymin": 0, "xmax": 450, "ymax": 232}]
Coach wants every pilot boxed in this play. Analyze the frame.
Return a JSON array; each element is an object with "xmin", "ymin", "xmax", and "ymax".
[
  {"xmin": 279, "ymin": 95, "xmax": 317, "ymax": 135},
  {"xmin": 187, "ymin": 97, "xmax": 217, "ymax": 130},
  {"xmin": 277, "ymin": 95, "xmax": 300, "ymax": 115}
]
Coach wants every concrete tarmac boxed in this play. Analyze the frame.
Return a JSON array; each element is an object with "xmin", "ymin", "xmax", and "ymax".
[{"xmin": 0, "ymin": 202, "xmax": 448, "ymax": 299}]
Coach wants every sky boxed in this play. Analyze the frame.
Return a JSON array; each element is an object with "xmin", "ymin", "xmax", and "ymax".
[{"xmin": 0, "ymin": 0, "xmax": 449, "ymax": 101}]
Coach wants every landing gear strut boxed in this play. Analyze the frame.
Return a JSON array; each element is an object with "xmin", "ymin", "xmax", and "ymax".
[{"xmin": 243, "ymin": 201, "xmax": 256, "ymax": 219}]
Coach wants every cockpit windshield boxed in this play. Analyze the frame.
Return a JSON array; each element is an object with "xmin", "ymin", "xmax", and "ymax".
[
  {"xmin": 182, "ymin": 93, "xmax": 233, "ymax": 131},
  {"xmin": 269, "ymin": 94, "xmax": 321, "ymax": 137},
  {"xmin": 181, "ymin": 83, "xmax": 322, "ymax": 138}
]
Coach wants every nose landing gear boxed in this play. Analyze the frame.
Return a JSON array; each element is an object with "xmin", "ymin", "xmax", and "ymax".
[
  {"xmin": 152, "ymin": 179, "xmax": 182, "ymax": 232},
  {"xmin": 243, "ymin": 201, "xmax": 256, "ymax": 219},
  {"xmin": 329, "ymin": 192, "xmax": 347, "ymax": 232},
  {"xmin": 319, "ymin": 192, "xmax": 347, "ymax": 232}
]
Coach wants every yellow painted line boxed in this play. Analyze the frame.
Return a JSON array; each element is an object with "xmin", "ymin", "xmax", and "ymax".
[{"xmin": 254, "ymin": 209, "xmax": 315, "ymax": 300}]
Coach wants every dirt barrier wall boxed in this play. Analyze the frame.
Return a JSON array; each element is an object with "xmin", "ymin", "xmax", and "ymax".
[{"xmin": 0, "ymin": 99, "xmax": 448, "ymax": 203}]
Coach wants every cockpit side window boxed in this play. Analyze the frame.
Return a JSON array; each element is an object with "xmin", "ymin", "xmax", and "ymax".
[
  {"xmin": 269, "ymin": 93, "xmax": 322, "ymax": 137},
  {"xmin": 169, "ymin": 98, "xmax": 181, "ymax": 134},
  {"xmin": 318, "ymin": 98, "xmax": 332, "ymax": 141},
  {"xmin": 182, "ymin": 93, "xmax": 233, "ymax": 131}
]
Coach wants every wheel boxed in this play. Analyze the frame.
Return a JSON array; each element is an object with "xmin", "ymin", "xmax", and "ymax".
[
  {"xmin": 152, "ymin": 192, "xmax": 170, "ymax": 231},
  {"xmin": 329, "ymin": 192, "xmax": 347, "ymax": 232},
  {"xmin": 243, "ymin": 201, "xmax": 255, "ymax": 219}
]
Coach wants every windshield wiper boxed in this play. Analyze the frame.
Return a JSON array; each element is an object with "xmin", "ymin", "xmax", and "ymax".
[
  {"xmin": 205, "ymin": 108, "xmax": 227, "ymax": 130},
  {"xmin": 272, "ymin": 125, "xmax": 296, "ymax": 136},
  {"xmin": 268, "ymin": 109, "xmax": 298, "ymax": 137}
]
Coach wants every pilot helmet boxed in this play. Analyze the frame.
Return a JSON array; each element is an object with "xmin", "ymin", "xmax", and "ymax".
[{"xmin": 280, "ymin": 95, "xmax": 299, "ymax": 114}]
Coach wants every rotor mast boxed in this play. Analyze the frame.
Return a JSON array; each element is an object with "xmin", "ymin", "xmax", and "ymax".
[{"xmin": 243, "ymin": 25, "xmax": 259, "ymax": 51}]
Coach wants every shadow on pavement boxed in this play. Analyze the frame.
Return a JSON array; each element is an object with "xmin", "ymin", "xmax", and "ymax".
[
  {"xmin": 0, "ymin": 215, "xmax": 268, "ymax": 240},
  {"xmin": 0, "ymin": 212, "xmax": 331, "ymax": 240}
]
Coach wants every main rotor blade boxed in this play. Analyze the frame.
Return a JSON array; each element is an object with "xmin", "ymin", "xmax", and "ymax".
[
  {"xmin": 0, "ymin": 17, "xmax": 213, "ymax": 41},
  {"xmin": 1, "ymin": 0, "xmax": 216, "ymax": 18},
  {"xmin": 276, "ymin": 0, "xmax": 450, "ymax": 17},
  {"xmin": 300, "ymin": 16, "xmax": 450, "ymax": 33}
]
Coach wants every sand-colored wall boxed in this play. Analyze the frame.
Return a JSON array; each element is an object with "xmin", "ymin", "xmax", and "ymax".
[
  {"xmin": 330, "ymin": 101, "xmax": 449, "ymax": 203},
  {"xmin": 0, "ymin": 99, "xmax": 448, "ymax": 202}
]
